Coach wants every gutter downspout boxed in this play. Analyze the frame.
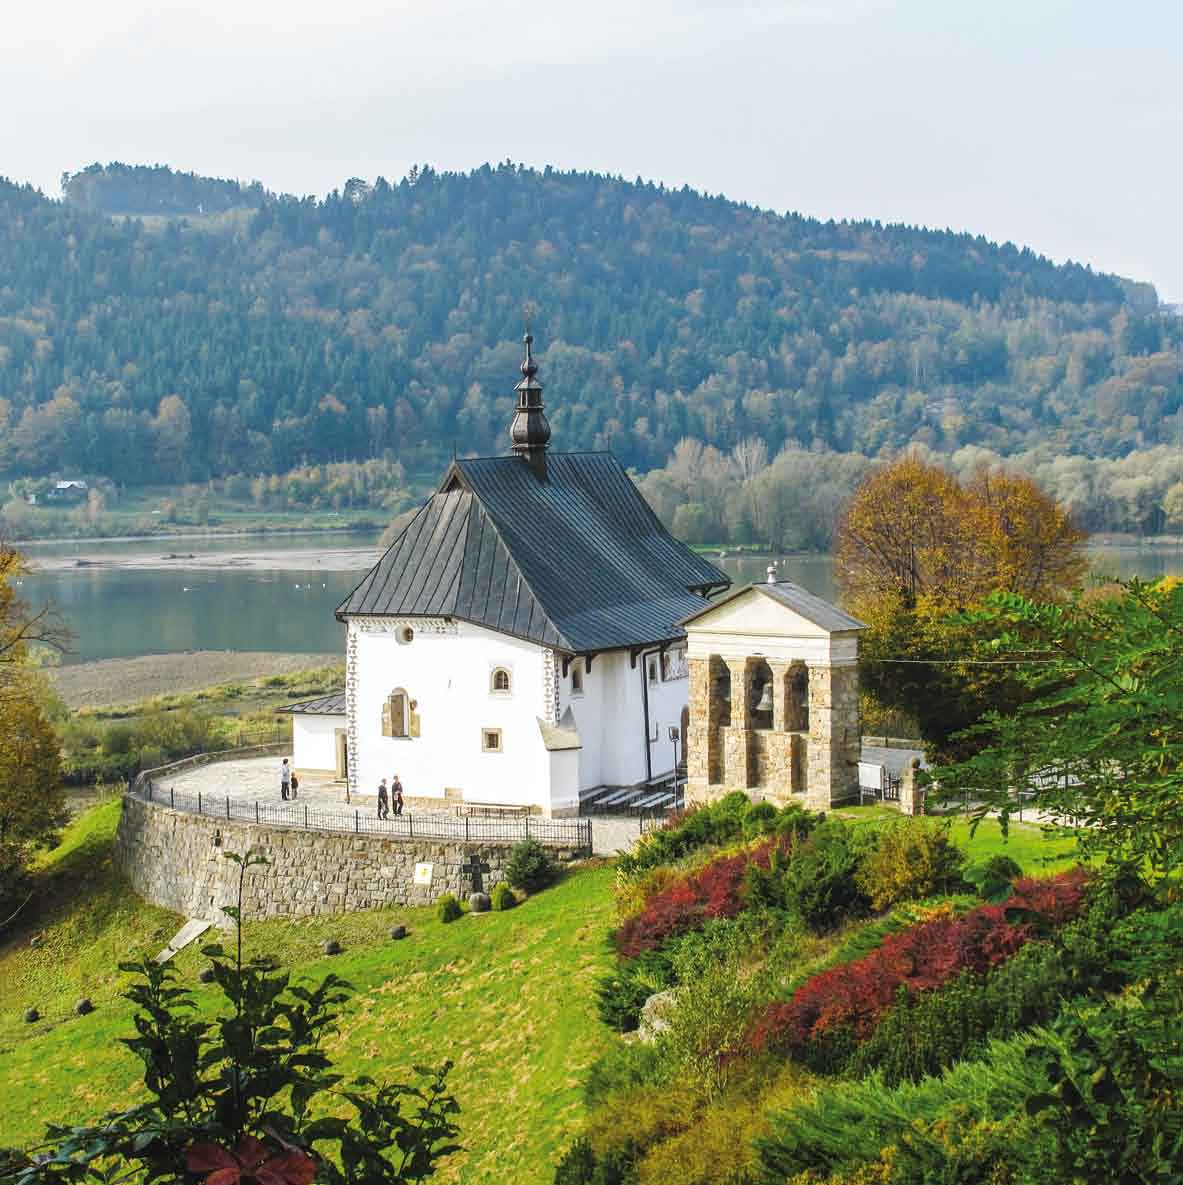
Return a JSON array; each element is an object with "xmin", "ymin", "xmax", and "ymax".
[{"xmin": 638, "ymin": 645, "xmax": 663, "ymax": 786}]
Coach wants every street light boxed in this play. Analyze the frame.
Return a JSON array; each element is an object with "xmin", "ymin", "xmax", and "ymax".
[{"xmin": 668, "ymin": 725, "xmax": 681, "ymax": 810}]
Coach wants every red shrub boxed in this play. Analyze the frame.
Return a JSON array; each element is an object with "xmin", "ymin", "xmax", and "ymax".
[
  {"xmin": 1008, "ymin": 868, "xmax": 1090, "ymax": 927},
  {"xmin": 615, "ymin": 839, "xmax": 781, "ymax": 958},
  {"xmin": 747, "ymin": 870, "xmax": 1089, "ymax": 1056}
]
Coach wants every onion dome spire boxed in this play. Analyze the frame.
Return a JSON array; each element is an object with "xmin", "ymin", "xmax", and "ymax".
[{"xmin": 509, "ymin": 331, "xmax": 551, "ymax": 479}]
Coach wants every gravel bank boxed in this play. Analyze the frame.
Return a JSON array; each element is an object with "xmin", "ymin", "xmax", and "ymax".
[{"xmin": 49, "ymin": 651, "xmax": 341, "ymax": 710}]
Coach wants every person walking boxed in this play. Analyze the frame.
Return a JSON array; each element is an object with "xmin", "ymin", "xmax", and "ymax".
[
  {"xmin": 377, "ymin": 777, "xmax": 390, "ymax": 820},
  {"xmin": 392, "ymin": 775, "xmax": 404, "ymax": 816},
  {"xmin": 280, "ymin": 758, "xmax": 292, "ymax": 802}
]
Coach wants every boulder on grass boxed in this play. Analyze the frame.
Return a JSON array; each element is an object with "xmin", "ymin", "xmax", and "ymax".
[
  {"xmin": 74, "ymin": 998, "xmax": 94, "ymax": 1016},
  {"xmin": 322, "ymin": 939, "xmax": 342, "ymax": 956},
  {"xmin": 24, "ymin": 1008, "xmax": 39, "ymax": 1024},
  {"xmin": 468, "ymin": 892, "xmax": 491, "ymax": 914},
  {"xmin": 390, "ymin": 924, "xmax": 408, "ymax": 940}
]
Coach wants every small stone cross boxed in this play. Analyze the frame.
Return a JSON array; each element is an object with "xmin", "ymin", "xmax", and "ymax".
[{"xmin": 463, "ymin": 852, "xmax": 491, "ymax": 894}]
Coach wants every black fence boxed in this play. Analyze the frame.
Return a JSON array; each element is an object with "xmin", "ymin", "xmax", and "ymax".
[{"xmin": 132, "ymin": 780, "xmax": 592, "ymax": 850}]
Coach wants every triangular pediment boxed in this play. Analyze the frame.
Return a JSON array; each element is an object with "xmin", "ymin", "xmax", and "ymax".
[{"xmin": 682, "ymin": 582, "xmax": 864, "ymax": 638}]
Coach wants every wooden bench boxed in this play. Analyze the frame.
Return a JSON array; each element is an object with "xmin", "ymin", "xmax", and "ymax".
[{"xmin": 454, "ymin": 803, "xmax": 532, "ymax": 817}]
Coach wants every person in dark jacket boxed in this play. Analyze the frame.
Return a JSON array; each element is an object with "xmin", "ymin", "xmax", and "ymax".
[
  {"xmin": 392, "ymin": 775, "xmax": 405, "ymax": 816},
  {"xmin": 377, "ymin": 777, "xmax": 390, "ymax": 820}
]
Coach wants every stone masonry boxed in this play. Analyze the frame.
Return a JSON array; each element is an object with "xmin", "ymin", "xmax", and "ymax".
[
  {"xmin": 805, "ymin": 663, "xmax": 861, "ymax": 809},
  {"xmin": 686, "ymin": 658, "xmax": 860, "ymax": 810},
  {"xmin": 115, "ymin": 794, "xmax": 583, "ymax": 925}
]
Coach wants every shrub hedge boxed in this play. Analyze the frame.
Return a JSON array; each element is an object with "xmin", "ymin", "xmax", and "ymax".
[{"xmin": 746, "ymin": 870, "xmax": 1089, "ymax": 1068}]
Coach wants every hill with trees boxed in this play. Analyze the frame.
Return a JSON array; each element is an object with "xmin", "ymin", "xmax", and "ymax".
[{"xmin": 1, "ymin": 161, "xmax": 1180, "ymax": 493}]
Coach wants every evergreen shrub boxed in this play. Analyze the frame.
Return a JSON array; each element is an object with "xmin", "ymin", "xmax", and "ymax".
[
  {"xmin": 436, "ymin": 893, "xmax": 462, "ymax": 923},
  {"xmin": 742, "ymin": 800, "xmax": 778, "ymax": 838},
  {"xmin": 506, "ymin": 838, "xmax": 556, "ymax": 893},
  {"xmin": 745, "ymin": 818, "xmax": 874, "ymax": 933},
  {"xmin": 617, "ymin": 793, "xmax": 813, "ymax": 878},
  {"xmin": 490, "ymin": 881, "xmax": 516, "ymax": 911}
]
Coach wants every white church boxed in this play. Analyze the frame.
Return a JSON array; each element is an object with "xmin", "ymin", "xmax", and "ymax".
[{"xmin": 284, "ymin": 335, "xmax": 863, "ymax": 815}]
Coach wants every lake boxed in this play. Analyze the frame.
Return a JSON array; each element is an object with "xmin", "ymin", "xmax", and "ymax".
[{"xmin": 15, "ymin": 534, "xmax": 1181, "ymax": 664}]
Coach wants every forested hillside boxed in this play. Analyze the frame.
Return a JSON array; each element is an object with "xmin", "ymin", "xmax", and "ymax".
[{"xmin": 0, "ymin": 161, "xmax": 1180, "ymax": 487}]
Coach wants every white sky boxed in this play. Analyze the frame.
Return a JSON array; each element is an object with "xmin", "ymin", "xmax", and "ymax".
[{"xmin": 4, "ymin": 0, "xmax": 1181, "ymax": 301}]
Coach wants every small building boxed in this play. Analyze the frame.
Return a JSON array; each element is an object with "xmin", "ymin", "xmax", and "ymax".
[
  {"xmin": 50, "ymin": 479, "xmax": 88, "ymax": 501},
  {"xmin": 278, "ymin": 692, "xmax": 348, "ymax": 780},
  {"xmin": 681, "ymin": 572, "xmax": 865, "ymax": 811}
]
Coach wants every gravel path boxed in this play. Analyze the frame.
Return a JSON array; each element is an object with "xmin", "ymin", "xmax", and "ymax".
[{"xmin": 50, "ymin": 651, "xmax": 341, "ymax": 710}]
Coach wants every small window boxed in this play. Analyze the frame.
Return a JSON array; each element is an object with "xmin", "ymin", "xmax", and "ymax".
[
  {"xmin": 570, "ymin": 662, "xmax": 584, "ymax": 695},
  {"xmin": 482, "ymin": 728, "xmax": 502, "ymax": 753},
  {"xmin": 491, "ymin": 668, "xmax": 511, "ymax": 694},
  {"xmin": 647, "ymin": 659, "xmax": 658, "ymax": 685},
  {"xmin": 398, "ymin": 625, "xmax": 414, "ymax": 644}
]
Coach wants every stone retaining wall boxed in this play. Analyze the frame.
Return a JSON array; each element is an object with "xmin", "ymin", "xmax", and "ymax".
[{"xmin": 115, "ymin": 794, "xmax": 583, "ymax": 924}]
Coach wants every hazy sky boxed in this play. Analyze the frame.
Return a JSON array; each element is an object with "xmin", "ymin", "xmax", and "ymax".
[{"xmin": 5, "ymin": 0, "xmax": 1181, "ymax": 300}]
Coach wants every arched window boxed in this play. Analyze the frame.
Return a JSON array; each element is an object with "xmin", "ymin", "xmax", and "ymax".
[
  {"xmin": 382, "ymin": 688, "xmax": 410, "ymax": 738},
  {"xmin": 491, "ymin": 668, "xmax": 511, "ymax": 694}
]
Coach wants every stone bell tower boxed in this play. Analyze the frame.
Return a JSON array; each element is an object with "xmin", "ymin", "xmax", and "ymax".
[{"xmin": 679, "ymin": 572, "xmax": 864, "ymax": 811}]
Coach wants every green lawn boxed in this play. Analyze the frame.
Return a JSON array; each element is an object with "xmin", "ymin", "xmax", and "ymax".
[
  {"xmin": 0, "ymin": 802, "xmax": 616, "ymax": 1184},
  {"xmin": 834, "ymin": 804, "xmax": 1081, "ymax": 874}
]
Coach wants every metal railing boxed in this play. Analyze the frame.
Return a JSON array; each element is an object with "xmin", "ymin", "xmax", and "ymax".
[{"xmin": 130, "ymin": 780, "xmax": 592, "ymax": 851}]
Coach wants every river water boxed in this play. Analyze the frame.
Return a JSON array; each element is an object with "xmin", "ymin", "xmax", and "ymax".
[{"xmin": 14, "ymin": 533, "xmax": 1178, "ymax": 664}]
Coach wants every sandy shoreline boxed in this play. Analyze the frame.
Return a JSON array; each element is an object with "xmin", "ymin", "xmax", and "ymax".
[
  {"xmin": 49, "ymin": 651, "xmax": 342, "ymax": 709},
  {"xmin": 29, "ymin": 545, "xmax": 382, "ymax": 574}
]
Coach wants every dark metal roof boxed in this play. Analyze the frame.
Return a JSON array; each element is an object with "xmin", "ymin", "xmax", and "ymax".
[
  {"xmin": 277, "ymin": 692, "xmax": 347, "ymax": 716},
  {"xmin": 680, "ymin": 580, "xmax": 866, "ymax": 633},
  {"xmin": 336, "ymin": 452, "xmax": 730, "ymax": 653}
]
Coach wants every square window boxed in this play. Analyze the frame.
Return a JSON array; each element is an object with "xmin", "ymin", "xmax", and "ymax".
[{"xmin": 482, "ymin": 728, "xmax": 502, "ymax": 753}]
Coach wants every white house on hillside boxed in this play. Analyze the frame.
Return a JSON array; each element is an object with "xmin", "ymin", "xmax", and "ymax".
[{"xmin": 283, "ymin": 335, "xmax": 731, "ymax": 815}]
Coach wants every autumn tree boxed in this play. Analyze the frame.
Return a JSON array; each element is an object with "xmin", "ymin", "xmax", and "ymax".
[
  {"xmin": 836, "ymin": 455, "xmax": 1087, "ymax": 758},
  {"xmin": 0, "ymin": 537, "xmax": 68, "ymax": 917}
]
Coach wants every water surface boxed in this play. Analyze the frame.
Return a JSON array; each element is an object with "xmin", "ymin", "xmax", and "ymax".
[{"xmin": 17, "ymin": 535, "xmax": 1181, "ymax": 664}]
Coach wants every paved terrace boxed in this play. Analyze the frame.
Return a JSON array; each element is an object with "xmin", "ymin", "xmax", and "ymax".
[{"xmin": 160, "ymin": 757, "xmax": 637, "ymax": 856}]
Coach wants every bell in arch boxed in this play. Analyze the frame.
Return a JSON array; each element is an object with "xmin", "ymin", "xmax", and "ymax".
[{"xmin": 755, "ymin": 682, "xmax": 774, "ymax": 713}]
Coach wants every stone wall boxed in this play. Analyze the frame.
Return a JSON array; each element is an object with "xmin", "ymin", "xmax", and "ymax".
[
  {"xmin": 115, "ymin": 795, "xmax": 584, "ymax": 925},
  {"xmin": 805, "ymin": 664, "xmax": 861, "ymax": 809}
]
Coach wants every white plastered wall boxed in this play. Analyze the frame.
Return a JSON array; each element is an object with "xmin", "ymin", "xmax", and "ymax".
[
  {"xmin": 292, "ymin": 713, "xmax": 344, "ymax": 773},
  {"xmin": 347, "ymin": 618, "xmax": 555, "ymax": 811},
  {"xmin": 557, "ymin": 646, "xmax": 689, "ymax": 790}
]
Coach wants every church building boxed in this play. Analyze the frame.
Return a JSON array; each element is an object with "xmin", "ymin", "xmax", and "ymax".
[{"xmin": 288, "ymin": 335, "xmax": 732, "ymax": 815}]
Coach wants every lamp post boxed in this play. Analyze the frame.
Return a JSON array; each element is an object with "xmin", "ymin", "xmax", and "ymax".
[{"xmin": 668, "ymin": 725, "xmax": 681, "ymax": 810}]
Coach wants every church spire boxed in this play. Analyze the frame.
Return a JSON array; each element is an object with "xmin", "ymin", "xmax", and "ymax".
[{"xmin": 509, "ymin": 330, "xmax": 551, "ymax": 479}]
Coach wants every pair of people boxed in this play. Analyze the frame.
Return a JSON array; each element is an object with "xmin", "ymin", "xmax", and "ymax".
[
  {"xmin": 377, "ymin": 775, "xmax": 405, "ymax": 819},
  {"xmin": 280, "ymin": 758, "xmax": 299, "ymax": 801}
]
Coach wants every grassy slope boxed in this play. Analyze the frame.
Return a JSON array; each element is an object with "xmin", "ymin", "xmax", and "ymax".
[{"xmin": 0, "ymin": 802, "xmax": 615, "ymax": 1184}]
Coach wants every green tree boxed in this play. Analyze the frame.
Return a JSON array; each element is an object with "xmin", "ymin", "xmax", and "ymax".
[{"xmin": 934, "ymin": 578, "xmax": 1183, "ymax": 879}]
